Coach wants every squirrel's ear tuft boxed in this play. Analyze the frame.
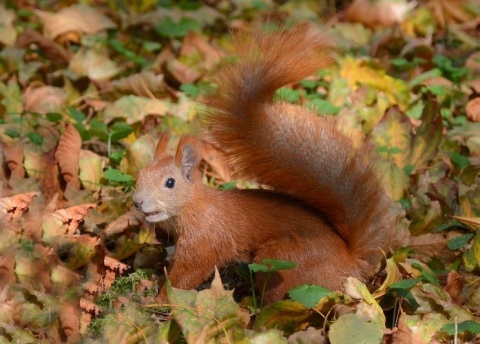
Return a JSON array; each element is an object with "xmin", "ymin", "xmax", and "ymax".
[
  {"xmin": 181, "ymin": 144, "xmax": 198, "ymax": 182},
  {"xmin": 154, "ymin": 131, "xmax": 171, "ymax": 159}
]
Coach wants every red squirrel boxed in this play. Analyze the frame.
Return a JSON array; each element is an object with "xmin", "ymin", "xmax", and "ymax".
[{"xmin": 133, "ymin": 24, "xmax": 395, "ymax": 304}]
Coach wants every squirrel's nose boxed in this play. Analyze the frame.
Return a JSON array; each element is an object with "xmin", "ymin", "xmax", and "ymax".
[{"xmin": 133, "ymin": 200, "xmax": 143, "ymax": 210}]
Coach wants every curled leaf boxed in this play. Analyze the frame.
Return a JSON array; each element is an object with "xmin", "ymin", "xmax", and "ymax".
[
  {"xmin": 56, "ymin": 123, "xmax": 82, "ymax": 190},
  {"xmin": 0, "ymin": 192, "xmax": 39, "ymax": 224}
]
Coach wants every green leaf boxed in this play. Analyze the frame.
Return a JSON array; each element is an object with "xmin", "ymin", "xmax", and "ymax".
[
  {"xmin": 180, "ymin": 83, "xmax": 200, "ymax": 98},
  {"xmin": 288, "ymin": 284, "xmax": 332, "ymax": 309},
  {"xmin": 5, "ymin": 129, "xmax": 20, "ymax": 138},
  {"xmin": 411, "ymin": 262, "xmax": 440, "ymax": 286},
  {"xmin": 389, "ymin": 277, "xmax": 423, "ymax": 290},
  {"xmin": 329, "ymin": 314, "xmax": 383, "ymax": 344},
  {"xmin": 448, "ymin": 233, "xmax": 475, "ymax": 250},
  {"xmin": 68, "ymin": 106, "xmax": 86, "ymax": 123},
  {"xmin": 155, "ymin": 17, "xmax": 200, "ymax": 38},
  {"xmin": 249, "ymin": 259, "xmax": 297, "ymax": 272},
  {"xmin": 110, "ymin": 122, "xmax": 133, "ymax": 143},
  {"xmin": 89, "ymin": 119, "xmax": 109, "ymax": 141},
  {"xmin": 441, "ymin": 320, "xmax": 480, "ymax": 335},
  {"xmin": 450, "ymin": 152, "xmax": 471, "ymax": 169},
  {"xmin": 299, "ymin": 79, "xmax": 319, "ymax": 90},
  {"xmin": 46, "ymin": 112, "xmax": 62, "ymax": 123},
  {"xmin": 104, "ymin": 168, "xmax": 134, "ymax": 183},
  {"xmin": 275, "ymin": 87, "xmax": 300, "ymax": 103},
  {"xmin": 307, "ymin": 98, "xmax": 340, "ymax": 115},
  {"xmin": 27, "ymin": 132, "xmax": 43, "ymax": 146}
]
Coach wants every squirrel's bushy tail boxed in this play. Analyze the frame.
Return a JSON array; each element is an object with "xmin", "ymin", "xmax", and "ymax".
[{"xmin": 202, "ymin": 24, "xmax": 394, "ymax": 269}]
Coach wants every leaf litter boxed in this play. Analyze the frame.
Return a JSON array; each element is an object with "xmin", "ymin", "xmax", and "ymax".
[{"xmin": 1, "ymin": 0, "xmax": 480, "ymax": 343}]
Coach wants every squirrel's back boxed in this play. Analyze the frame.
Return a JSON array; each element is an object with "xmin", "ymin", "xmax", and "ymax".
[{"xmin": 202, "ymin": 24, "xmax": 395, "ymax": 273}]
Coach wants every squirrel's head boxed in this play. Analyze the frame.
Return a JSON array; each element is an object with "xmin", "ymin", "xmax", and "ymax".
[{"xmin": 133, "ymin": 132, "xmax": 199, "ymax": 223}]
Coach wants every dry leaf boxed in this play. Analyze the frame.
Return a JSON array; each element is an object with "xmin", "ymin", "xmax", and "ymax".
[
  {"xmin": 104, "ymin": 256, "xmax": 129, "ymax": 274},
  {"xmin": 35, "ymin": 4, "xmax": 117, "ymax": 40},
  {"xmin": 165, "ymin": 59, "xmax": 202, "ymax": 85},
  {"xmin": 391, "ymin": 310, "xmax": 413, "ymax": 344},
  {"xmin": 56, "ymin": 123, "xmax": 82, "ymax": 190},
  {"xmin": 0, "ymin": 192, "xmax": 39, "ymax": 223},
  {"xmin": 2, "ymin": 142, "xmax": 25, "ymax": 178},
  {"xmin": 104, "ymin": 209, "xmax": 145, "ymax": 236},
  {"xmin": 344, "ymin": 0, "xmax": 414, "ymax": 28},
  {"xmin": 0, "ymin": 5, "xmax": 17, "ymax": 46},
  {"xmin": 50, "ymin": 203, "xmax": 96, "ymax": 235},
  {"xmin": 23, "ymin": 85, "xmax": 67, "ymax": 114},
  {"xmin": 444, "ymin": 270, "xmax": 464, "ymax": 304},
  {"xmin": 409, "ymin": 231, "xmax": 462, "ymax": 264},
  {"xmin": 59, "ymin": 301, "xmax": 81, "ymax": 342},
  {"xmin": 427, "ymin": 0, "xmax": 474, "ymax": 28},
  {"xmin": 180, "ymin": 31, "xmax": 221, "ymax": 69},
  {"xmin": 15, "ymin": 28, "xmax": 71, "ymax": 65},
  {"xmin": 466, "ymin": 97, "xmax": 480, "ymax": 122},
  {"xmin": 69, "ymin": 44, "xmax": 120, "ymax": 81},
  {"xmin": 111, "ymin": 71, "xmax": 168, "ymax": 98}
]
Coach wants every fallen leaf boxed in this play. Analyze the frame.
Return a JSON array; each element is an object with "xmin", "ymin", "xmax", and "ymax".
[
  {"xmin": 390, "ymin": 310, "xmax": 413, "ymax": 344},
  {"xmin": 288, "ymin": 327, "xmax": 325, "ymax": 344},
  {"xmin": 69, "ymin": 44, "xmax": 120, "ymax": 81},
  {"xmin": 103, "ymin": 95, "xmax": 169, "ymax": 123},
  {"xmin": 111, "ymin": 71, "xmax": 168, "ymax": 98},
  {"xmin": 15, "ymin": 28, "xmax": 71, "ymax": 65},
  {"xmin": 35, "ymin": 4, "xmax": 117, "ymax": 40},
  {"xmin": 78, "ymin": 149, "xmax": 105, "ymax": 192},
  {"xmin": 466, "ymin": 97, "xmax": 480, "ymax": 122},
  {"xmin": 104, "ymin": 209, "xmax": 145, "ymax": 236},
  {"xmin": 55, "ymin": 123, "xmax": 82, "ymax": 190},
  {"xmin": 2, "ymin": 142, "xmax": 25, "ymax": 178},
  {"xmin": 22, "ymin": 84, "xmax": 67, "ymax": 114},
  {"xmin": 0, "ymin": 192, "xmax": 39, "ymax": 224},
  {"xmin": 0, "ymin": 4, "xmax": 17, "ymax": 46},
  {"xmin": 444, "ymin": 270, "xmax": 463, "ymax": 304},
  {"xmin": 59, "ymin": 301, "xmax": 81, "ymax": 342},
  {"xmin": 165, "ymin": 59, "xmax": 202, "ymax": 85},
  {"xmin": 344, "ymin": 0, "xmax": 415, "ymax": 28}
]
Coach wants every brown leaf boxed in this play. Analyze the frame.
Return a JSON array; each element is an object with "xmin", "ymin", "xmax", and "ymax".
[
  {"xmin": 59, "ymin": 301, "xmax": 81, "ymax": 343},
  {"xmin": 0, "ymin": 252, "xmax": 16, "ymax": 289},
  {"xmin": 408, "ymin": 231, "xmax": 462, "ymax": 264},
  {"xmin": 23, "ymin": 84, "xmax": 67, "ymax": 114},
  {"xmin": 427, "ymin": 0, "xmax": 474, "ymax": 28},
  {"xmin": 51, "ymin": 203, "xmax": 96, "ymax": 235},
  {"xmin": 0, "ymin": 192, "xmax": 39, "ymax": 223},
  {"xmin": 466, "ymin": 97, "xmax": 480, "ymax": 122},
  {"xmin": 443, "ymin": 270, "xmax": 464, "ymax": 304},
  {"xmin": 391, "ymin": 310, "xmax": 412, "ymax": 344},
  {"xmin": 180, "ymin": 31, "xmax": 222, "ymax": 69},
  {"xmin": 165, "ymin": 59, "xmax": 202, "ymax": 85},
  {"xmin": 56, "ymin": 123, "xmax": 82, "ymax": 190},
  {"xmin": 35, "ymin": 4, "xmax": 117, "ymax": 40},
  {"xmin": 39, "ymin": 150, "xmax": 64, "ymax": 203},
  {"xmin": 2, "ymin": 142, "xmax": 25, "ymax": 178},
  {"xmin": 111, "ymin": 71, "xmax": 168, "ymax": 98},
  {"xmin": 104, "ymin": 209, "xmax": 145, "ymax": 236},
  {"xmin": 15, "ymin": 28, "xmax": 71, "ymax": 65},
  {"xmin": 104, "ymin": 256, "xmax": 129, "ymax": 274},
  {"xmin": 344, "ymin": 0, "xmax": 414, "ymax": 28},
  {"xmin": 288, "ymin": 327, "xmax": 325, "ymax": 344}
]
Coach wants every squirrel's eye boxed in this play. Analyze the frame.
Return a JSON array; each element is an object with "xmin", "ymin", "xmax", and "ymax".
[{"xmin": 165, "ymin": 178, "xmax": 176, "ymax": 188}]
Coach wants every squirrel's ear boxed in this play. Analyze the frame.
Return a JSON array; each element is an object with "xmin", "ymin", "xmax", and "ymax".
[
  {"xmin": 154, "ymin": 131, "xmax": 170, "ymax": 159},
  {"xmin": 180, "ymin": 144, "xmax": 198, "ymax": 182}
]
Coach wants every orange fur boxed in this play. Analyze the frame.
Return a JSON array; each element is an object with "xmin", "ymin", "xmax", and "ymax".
[{"xmin": 133, "ymin": 24, "xmax": 395, "ymax": 304}]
